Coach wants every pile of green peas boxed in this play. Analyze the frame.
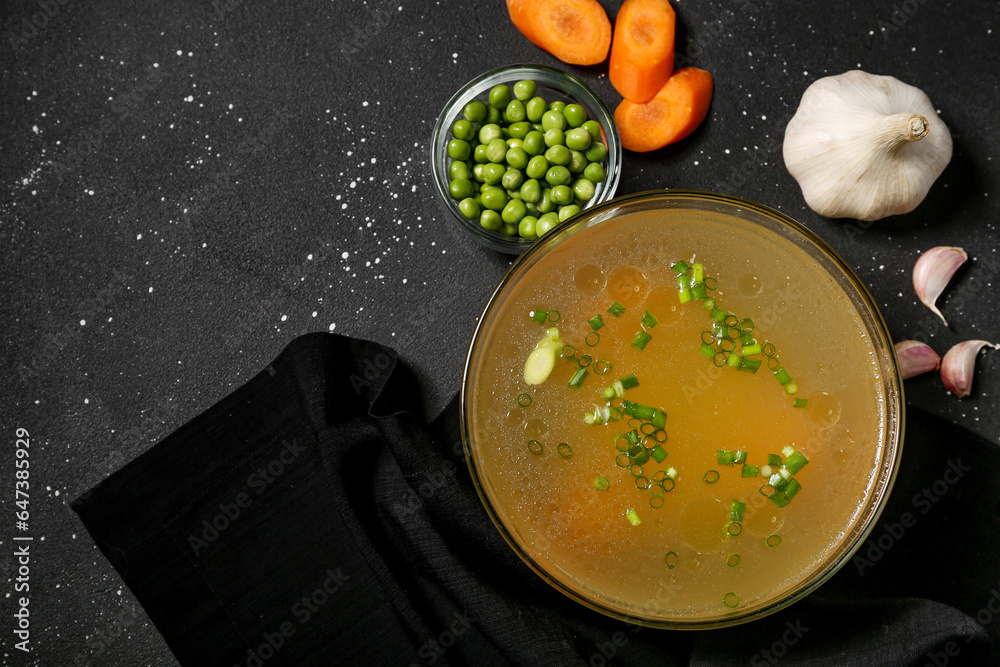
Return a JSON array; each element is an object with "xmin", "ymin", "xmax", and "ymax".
[{"xmin": 445, "ymin": 79, "xmax": 609, "ymax": 240}]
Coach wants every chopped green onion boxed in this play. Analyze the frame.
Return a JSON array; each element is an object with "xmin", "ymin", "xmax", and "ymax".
[
  {"xmin": 671, "ymin": 260, "xmax": 691, "ymax": 274},
  {"xmin": 762, "ymin": 342, "xmax": 776, "ymax": 357},
  {"xmin": 710, "ymin": 306, "xmax": 727, "ymax": 323},
  {"xmin": 561, "ymin": 344, "xmax": 576, "ymax": 359},
  {"xmin": 527, "ymin": 440, "xmax": 543, "ymax": 455},
  {"xmin": 548, "ymin": 310, "xmax": 561, "ymax": 322},
  {"xmin": 615, "ymin": 453, "xmax": 631, "ymax": 467},
  {"xmin": 661, "ymin": 477, "xmax": 676, "ymax": 492},
  {"xmin": 699, "ymin": 342, "xmax": 717, "ymax": 359},
  {"xmin": 588, "ymin": 314, "xmax": 605, "ymax": 330},
  {"xmin": 664, "ymin": 551, "xmax": 679, "ymax": 568},
  {"xmin": 784, "ymin": 451, "xmax": 809, "ymax": 475},
  {"xmin": 793, "ymin": 398, "xmax": 808, "ymax": 408},
  {"xmin": 577, "ymin": 354, "xmax": 593, "ymax": 367},
  {"xmin": 632, "ymin": 331, "xmax": 652, "ymax": 351},
  {"xmin": 741, "ymin": 318, "xmax": 754, "ymax": 332},
  {"xmin": 739, "ymin": 357, "xmax": 762, "ymax": 373},
  {"xmin": 631, "ymin": 403, "xmax": 654, "ymax": 421},
  {"xmin": 759, "ymin": 484, "xmax": 775, "ymax": 498},
  {"xmin": 726, "ymin": 553, "xmax": 740, "ymax": 567},
  {"xmin": 733, "ymin": 450, "xmax": 747, "ymax": 465},
  {"xmin": 629, "ymin": 463, "xmax": 644, "ymax": 477},
  {"xmin": 625, "ymin": 508, "xmax": 642, "ymax": 527},
  {"xmin": 784, "ymin": 382, "xmax": 799, "ymax": 395},
  {"xmin": 593, "ymin": 476, "xmax": 610, "ymax": 491},
  {"xmin": 725, "ymin": 521, "xmax": 743, "ymax": 536},
  {"xmin": 717, "ymin": 450, "xmax": 735, "ymax": 466},
  {"xmin": 719, "ymin": 337, "xmax": 735, "ymax": 352},
  {"xmin": 608, "ymin": 302, "xmax": 626, "ymax": 317},
  {"xmin": 650, "ymin": 445, "xmax": 667, "ymax": 463},
  {"xmin": 692, "ymin": 262, "xmax": 704, "ymax": 284},
  {"xmin": 766, "ymin": 534, "xmax": 782, "ymax": 547},
  {"xmin": 517, "ymin": 393, "xmax": 532, "ymax": 407},
  {"xmin": 704, "ymin": 470, "xmax": 720, "ymax": 483},
  {"xmin": 602, "ymin": 386, "xmax": 616, "ymax": 401},
  {"xmin": 593, "ymin": 359, "xmax": 611, "ymax": 375},
  {"xmin": 557, "ymin": 442, "xmax": 572, "ymax": 458},
  {"xmin": 729, "ymin": 500, "xmax": 746, "ymax": 522},
  {"xmin": 665, "ymin": 466, "xmax": 678, "ymax": 480},
  {"xmin": 704, "ymin": 277, "xmax": 718, "ymax": 290},
  {"xmin": 713, "ymin": 352, "xmax": 727, "ymax": 367},
  {"xmin": 723, "ymin": 592, "xmax": 739, "ymax": 608},
  {"xmin": 621, "ymin": 399, "xmax": 636, "ymax": 416},
  {"xmin": 741, "ymin": 464, "xmax": 760, "ymax": 478},
  {"xmin": 625, "ymin": 429, "xmax": 641, "ymax": 445},
  {"xmin": 649, "ymin": 495, "xmax": 664, "ymax": 508},
  {"xmin": 651, "ymin": 408, "xmax": 667, "ymax": 430},
  {"xmin": 609, "ymin": 407, "xmax": 623, "ymax": 421},
  {"xmin": 568, "ymin": 367, "xmax": 589, "ymax": 388},
  {"xmin": 774, "ymin": 368, "xmax": 793, "ymax": 385},
  {"xmin": 767, "ymin": 357, "xmax": 781, "ymax": 371},
  {"xmin": 727, "ymin": 352, "xmax": 742, "ymax": 369},
  {"xmin": 767, "ymin": 454, "xmax": 782, "ymax": 467},
  {"xmin": 703, "ymin": 297, "xmax": 716, "ymax": 311},
  {"xmin": 630, "ymin": 447, "xmax": 650, "ymax": 466},
  {"xmin": 531, "ymin": 309, "xmax": 548, "ymax": 324},
  {"xmin": 724, "ymin": 314, "xmax": 739, "ymax": 327},
  {"xmin": 620, "ymin": 374, "xmax": 640, "ymax": 390},
  {"xmin": 690, "ymin": 283, "xmax": 707, "ymax": 300},
  {"xmin": 769, "ymin": 490, "xmax": 791, "ymax": 508},
  {"xmin": 585, "ymin": 331, "xmax": 600, "ymax": 347},
  {"xmin": 781, "ymin": 445, "xmax": 797, "ymax": 458},
  {"xmin": 635, "ymin": 475, "xmax": 649, "ymax": 489},
  {"xmin": 641, "ymin": 310, "xmax": 659, "ymax": 329},
  {"xmin": 677, "ymin": 275, "xmax": 691, "ymax": 303},
  {"xmin": 769, "ymin": 469, "xmax": 791, "ymax": 490},
  {"xmin": 784, "ymin": 478, "xmax": 802, "ymax": 499},
  {"xmin": 742, "ymin": 343, "xmax": 763, "ymax": 356},
  {"xmin": 740, "ymin": 332, "xmax": 756, "ymax": 346}
]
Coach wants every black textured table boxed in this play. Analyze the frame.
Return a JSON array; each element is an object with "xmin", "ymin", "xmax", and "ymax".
[{"xmin": 2, "ymin": 0, "xmax": 998, "ymax": 663}]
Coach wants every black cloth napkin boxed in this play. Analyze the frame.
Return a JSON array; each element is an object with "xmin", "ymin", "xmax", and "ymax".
[{"xmin": 73, "ymin": 333, "xmax": 1000, "ymax": 666}]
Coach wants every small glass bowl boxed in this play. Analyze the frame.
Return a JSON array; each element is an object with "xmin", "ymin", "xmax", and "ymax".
[{"xmin": 431, "ymin": 64, "xmax": 622, "ymax": 255}]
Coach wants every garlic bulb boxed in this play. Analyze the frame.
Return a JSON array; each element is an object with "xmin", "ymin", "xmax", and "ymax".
[{"xmin": 783, "ymin": 70, "xmax": 952, "ymax": 221}]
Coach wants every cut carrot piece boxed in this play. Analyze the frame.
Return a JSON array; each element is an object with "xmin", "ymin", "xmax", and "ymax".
[
  {"xmin": 506, "ymin": 0, "xmax": 612, "ymax": 66},
  {"xmin": 613, "ymin": 67, "xmax": 713, "ymax": 152},
  {"xmin": 609, "ymin": 0, "xmax": 676, "ymax": 103}
]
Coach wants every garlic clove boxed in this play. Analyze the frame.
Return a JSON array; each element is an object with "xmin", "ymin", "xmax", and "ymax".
[
  {"xmin": 912, "ymin": 246, "xmax": 967, "ymax": 327},
  {"xmin": 940, "ymin": 340, "xmax": 1000, "ymax": 398},
  {"xmin": 783, "ymin": 70, "xmax": 953, "ymax": 221},
  {"xmin": 894, "ymin": 340, "xmax": 941, "ymax": 380}
]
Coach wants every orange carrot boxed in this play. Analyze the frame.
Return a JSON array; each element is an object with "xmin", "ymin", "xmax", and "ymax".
[
  {"xmin": 506, "ymin": 0, "xmax": 612, "ymax": 66},
  {"xmin": 609, "ymin": 0, "xmax": 675, "ymax": 104},
  {"xmin": 613, "ymin": 67, "xmax": 713, "ymax": 152}
]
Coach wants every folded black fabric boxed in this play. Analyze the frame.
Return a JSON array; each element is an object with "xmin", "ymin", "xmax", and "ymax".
[{"xmin": 73, "ymin": 333, "xmax": 1000, "ymax": 666}]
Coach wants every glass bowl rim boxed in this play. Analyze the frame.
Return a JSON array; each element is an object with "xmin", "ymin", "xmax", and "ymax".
[
  {"xmin": 459, "ymin": 188, "xmax": 906, "ymax": 630},
  {"xmin": 430, "ymin": 63, "xmax": 623, "ymax": 255}
]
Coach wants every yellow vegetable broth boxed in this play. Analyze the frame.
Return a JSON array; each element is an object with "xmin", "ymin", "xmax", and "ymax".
[{"xmin": 466, "ymin": 206, "xmax": 886, "ymax": 620}]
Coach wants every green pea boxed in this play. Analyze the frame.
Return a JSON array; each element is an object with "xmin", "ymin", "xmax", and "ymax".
[
  {"xmin": 526, "ymin": 96, "xmax": 547, "ymax": 122},
  {"xmin": 502, "ymin": 199, "xmax": 527, "ymax": 224},
  {"xmin": 463, "ymin": 100, "xmax": 487, "ymax": 123},
  {"xmin": 508, "ymin": 121, "xmax": 532, "ymax": 139},
  {"xmin": 488, "ymin": 84, "xmax": 511, "ymax": 109},
  {"xmin": 558, "ymin": 204, "xmax": 581, "ymax": 221},
  {"xmin": 550, "ymin": 184, "xmax": 574, "ymax": 205},
  {"xmin": 486, "ymin": 105, "xmax": 501, "ymax": 124},
  {"xmin": 537, "ymin": 189, "xmax": 554, "ymax": 213},
  {"xmin": 502, "ymin": 168, "xmax": 524, "ymax": 190},
  {"xmin": 520, "ymin": 178, "xmax": 541, "ymax": 203},
  {"xmin": 480, "ymin": 209, "xmax": 502, "ymax": 231},
  {"xmin": 548, "ymin": 100, "xmax": 566, "ymax": 113},
  {"xmin": 572, "ymin": 178, "xmax": 596, "ymax": 202},
  {"xmin": 518, "ymin": 215, "xmax": 538, "ymax": 239},
  {"xmin": 479, "ymin": 123, "xmax": 502, "ymax": 144},
  {"xmin": 449, "ymin": 178, "xmax": 474, "ymax": 200},
  {"xmin": 563, "ymin": 104, "xmax": 587, "ymax": 128},
  {"xmin": 458, "ymin": 197, "xmax": 480, "ymax": 220},
  {"xmin": 584, "ymin": 162, "xmax": 606, "ymax": 183},
  {"xmin": 504, "ymin": 99, "xmax": 526, "ymax": 123},
  {"xmin": 449, "ymin": 160, "xmax": 470, "ymax": 181},
  {"xmin": 506, "ymin": 138, "xmax": 523, "ymax": 149},
  {"xmin": 545, "ymin": 145, "xmax": 571, "ymax": 166},
  {"xmin": 486, "ymin": 138, "xmax": 508, "ymax": 163},
  {"xmin": 543, "ymin": 128, "xmax": 564, "ymax": 148},
  {"xmin": 480, "ymin": 186, "xmax": 508, "ymax": 211},
  {"xmin": 524, "ymin": 202, "xmax": 538, "ymax": 216},
  {"xmin": 481, "ymin": 162, "xmax": 505, "ymax": 185},
  {"xmin": 526, "ymin": 155, "xmax": 550, "ymax": 179},
  {"xmin": 536, "ymin": 212, "xmax": 559, "ymax": 237},
  {"xmin": 585, "ymin": 141, "xmax": 608, "ymax": 163},
  {"xmin": 532, "ymin": 123, "xmax": 544, "ymax": 133},
  {"xmin": 513, "ymin": 80, "xmax": 537, "ymax": 102},
  {"xmin": 522, "ymin": 131, "xmax": 545, "ymax": 156},
  {"xmin": 567, "ymin": 150, "xmax": 587, "ymax": 174},
  {"xmin": 541, "ymin": 110, "xmax": 566, "ymax": 132},
  {"xmin": 472, "ymin": 144, "xmax": 489, "ymax": 164},
  {"xmin": 502, "ymin": 222, "xmax": 518, "ymax": 237},
  {"xmin": 545, "ymin": 165, "xmax": 571, "ymax": 187},
  {"xmin": 447, "ymin": 139, "xmax": 471, "ymax": 160},
  {"xmin": 452, "ymin": 119, "xmax": 475, "ymax": 141},
  {"xmin": 565, "ymin": 127, "xmax": 592, "ymax": 151},
  {"xmin": 582, "ymin": 120, "xmax": 602, "ymax": 141},
  {"xmin": 506, "ymin": 146, "xmax": 529, "ymax": 170},
  {"xmin": 507, "ymin": 189, "xmax": 521, "ymax": 200},
  {"xmin": 471, "ymin": 163, "xmax": 485, "ymax": 182}
]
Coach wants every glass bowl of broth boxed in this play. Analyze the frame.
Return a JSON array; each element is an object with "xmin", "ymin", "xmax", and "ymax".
[{"xmin": 460, "ymin": 190, "xmax": 904, "ymax": 629}]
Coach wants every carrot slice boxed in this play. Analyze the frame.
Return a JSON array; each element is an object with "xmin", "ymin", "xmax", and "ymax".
[
  {"xmin": 613, "ymin": 67, "xmax": 713, "ymax": 152},
  {"xmin": 609, "ymin": 0, "xmax": 676, "ymax": 103},
  {"xmin": 506, "ymin": 0, "xmax": 612, "ymax": 66}
]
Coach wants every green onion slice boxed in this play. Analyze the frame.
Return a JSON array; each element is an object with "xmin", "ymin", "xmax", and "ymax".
[
  {"xmin": 766, "ymin": 534, "xmax": 782, "ymax": 547},
  {"xmin": 664, "ymin": 551, "xmax": 679, "ymax": 568},
  {"xmin": 723, "ymin": 592, "xmax": 739, "ymax": 608},
  {"xmin": 704, "ymin": 470, "xmax": 720, "ymax": 484},
  {"xmin": 517, "ymin": 393, "xmax": 532, "ymax": 407},
  {"xmin": 593, "ymin": 359, "xmax": 611, "ymax": 375},
  {"xmin": 527, "ymin": 440, "xmax": 543, "ymax": 455},
  {"xmin": 593, "ymin": 476, "xmax": 610, "ymax": 491},
  {"xmin": 620, "ymin": 374, "xmax": 640, "ymax": 390},
  {"xmin": 649, "ymin": 495, "xmax": 664, "ymax": 509},
  {"xmin": 726, "ymin": 553, "xmax": 740, "ymax": 567},
  {"xmin": 632, "ymin": 331, "xmax": 652, "ymax": 351},
  {"xmin": 585, "ymin": 331, "xmax": 600, "ymax": 347},
  {"xmin": 568, "ymin": 367, "xmax": 589, "ymax": 388},
  {"xmin": 641, "ymin": 310, "xmax": 659, "ymax": 329},
  {"xmin": 531, "ymin": 309, "xmax": 548, "ymax": 324},
  {"xmin": 557, "ymin": 442, "xmax": 572, "ymax": 458},
  {"xmin": 793, "ymin": 398, "xmax": 808, "ymax": 408},
  {"xmin": 625, "ymin": 508, "xmax": 641, "ymax": 527},
  {"xmin": 547, "ymin": 310, "xmax": 560, "ymax": 322},
  {"xmin": 608, "ymin": 302, "xmax": 626, "ymax": 317},
  {"xmin": 588, "ymin": 314, "xmax": 604, "ymax": 330}
]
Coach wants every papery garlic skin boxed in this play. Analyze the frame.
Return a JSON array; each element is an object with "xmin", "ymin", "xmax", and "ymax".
[
  {"xmin": 783, "ymin": 70, "xmax": 953, "ymax": 221},
  {"xmin": 894, "ymin": 340, "xmax": 941, "ymax": 380},
  {"xmin": 940, "ymin": 340, "xmax": 999, "ymax": 398},
  {"xmin": 913, "ymin": 246, "xmax": 967, "ymax": 327}
]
